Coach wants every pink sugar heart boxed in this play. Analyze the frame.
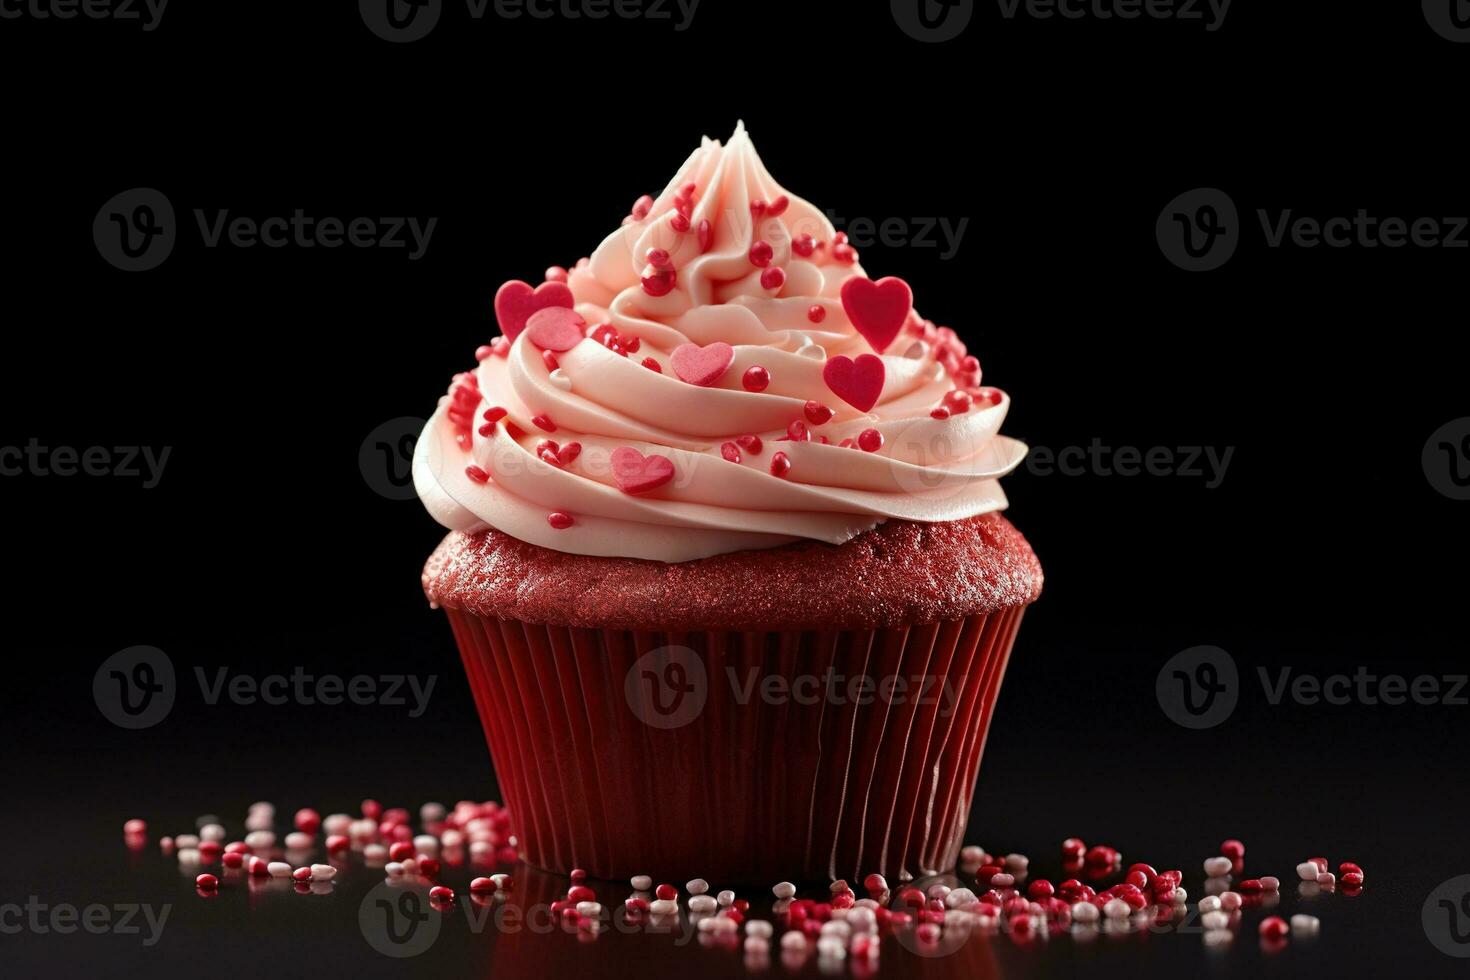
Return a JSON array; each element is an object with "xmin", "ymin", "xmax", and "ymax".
[
  {"xmin": 610, "ymin": 446, "xmax": 675, "ymax": 495},
  {"xmin": 524, "ymin": 307, "xmax": 586, "ymax": 352},
  {"xmin": 822, "ymin": 354, "xmax": 885, "ymax": 413},
  {"xmin": 494, "ymin": 279, "xmax": 575, "ymax": 341},
  {"xmin": 840, "ymin": 276, "xmax": 913, "ymax": 355},
  {"xmin": 670, "ymin": 341, "xmax": 735, "ymax": 387}
]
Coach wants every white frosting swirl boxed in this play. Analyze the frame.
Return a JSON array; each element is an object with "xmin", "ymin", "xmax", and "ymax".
[{"xmin": 415, "ymin": 123, "xmax": 1027, "ymax": 562}]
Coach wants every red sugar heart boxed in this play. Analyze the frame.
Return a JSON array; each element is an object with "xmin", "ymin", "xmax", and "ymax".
[
  {"xmin": 670, "ymin": 341, "xmax": 734, "ymax": 387},
  {"xmin": 822, "ymin": 354, "xmax": 886, "ymax": 413},
  {"xmin": 610, "ymin": 447, "xmax": 675, "ymax": 495},
  {"xmin": 840, "ymin": 276, "xmax": 913, "ymax": 354},
  {"xmin": 524, "ymin": 307, "xmax": 586, "ymax": 352},
  {"xmin": 494, "ymin": 279, "xmax": 575, "ymax": 341}
]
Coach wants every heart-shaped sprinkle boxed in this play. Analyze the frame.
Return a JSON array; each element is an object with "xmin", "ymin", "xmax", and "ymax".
[
  {"xmin": 494, "ymin": 280, "xmax": 575, "ymax": 341},
  {"xmin": 610, "ymin": 447, "xmax": 675, "ymax": 495},
  {"xmin": 671, "ymin": 342, "xmax": 734, "ymax": 387},
  {"xmin": 840, "ymin": 276, "xmax": 913, "ymax": 354},
  {"xmin": 822, "ymin": 354, "xmax": 886, "ymax": 412},
  {"xmin": 524, "ymin": 307, "xmax": 586, "ymax": 352}
]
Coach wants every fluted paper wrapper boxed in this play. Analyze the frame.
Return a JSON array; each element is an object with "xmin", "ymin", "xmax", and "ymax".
[{"xmin": 446, "ymin": 607, "xmax": 1027, "ymax": 884}]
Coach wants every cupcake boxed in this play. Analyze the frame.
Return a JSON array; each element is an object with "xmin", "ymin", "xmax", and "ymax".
[{"xmin": 416, "ymin": 123, "xmax": 1040, "ymax": 884}]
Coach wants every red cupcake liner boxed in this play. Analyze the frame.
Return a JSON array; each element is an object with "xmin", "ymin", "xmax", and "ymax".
[{"xmin": 446, "ymin": 606, "xmax": 1028, "ymax": 885}]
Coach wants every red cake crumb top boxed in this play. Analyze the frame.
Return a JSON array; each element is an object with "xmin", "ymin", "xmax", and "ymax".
[{"xmin": 422, "ymin": 514, "xmax": 1042, "ymax": 632}]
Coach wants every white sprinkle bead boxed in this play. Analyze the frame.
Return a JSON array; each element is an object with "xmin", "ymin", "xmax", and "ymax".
[
  {"xmin": 176, "ymin": 834, "xmax": 201, "ymax": 849},
  {"xmin": 780, "ymin": 931, "xmax": 806, "ymax": 950},
  {"xmin": 686, "ymin": 878, "xmax": 710, "ymax": 895},
  {"xmin": 1204, "ymin": 928, "xmax": 1234, "ymax": 947},
  {"xmin": 350, "ymin": 819, "xmax": 377, "ymax": 841},
  {"xmin": 1317, "ymin": 872, "xmax": 1336, "ymax": 887},
  {"xmin": 1103, "ymin": 899, "xmax": 1130, "ymax": 919},
  {"xmin": 420, "ymin": 802, "xmax": 447, "ymax": 823},
  {"xmin": 323, "ymin": 814, "xmax": 352, "ymax": 836},
  {"xmin": 1173, "ymin": 887, "xmax": 1188, "ymax": 904},
  {"xmin": 200, "ymin": 823, "xmax": 227, "ymax": 842},
  {"xmin": 576, "ymin": 902, "xmax": 602, "ymax": 918},
  {"xmin": 717, "ymin": 890, "xmax": 735, "ymax": 907},
  {"xmin": 245, "ymin": 831, "xmax": 276, "ymax": 850},
  {"xmin": 854, "ymin": 898, "xmax": 880, "ymax": 911},
  {"xmin": 746, "ymin": 920, "xmax": 773, "ymax": 938},
  {"xmin": 743, "ymin": 936, "xmax": 769, "ymax": 954},
  {"xmin": 847, "ymin": 907, "xmax": 877, "ymax": 931},
  {"xmin": 1297, "ymin": 861, "xmax": 1321, "ymax": 881},
  {"xmin": 631, "ymin": 875, "xmax": 653, "ymax": 891},
  {"xmin": 1220, "ymin": 891, "xmax": 1242, "ymax": 911},
  {"xmin": 1291, "ymin": 914, "xmax": 1321, "ymax": 937},
  {"xmin": 1260, "ymin": 876, "xmax": 1280, "ymax": 891},
  {"xmin": 944, "ymin": 887, "xmax": 977, "ymax": 908},
  {"xmin": 310, "ymin": 864, "xmax": 337, "ymax": 881},
  {"xmin": 697, "ymin": 916, "xmax": 736, "ymax": 934},
  {"xmin": 1004, "ymin": 853, "xmax": 1029, "ymax": 873},
  {"xmin": 960, "ymin": 845, "xmax": 984, "ymax": 864},
  {"xmin": 773, "ymin": 882, "xmax": 796, "ymax": 899},
  {"xmin": 414, "ymin": 835, "xmax": 439, "ymax": 856},
  {"xmin": 549, "ymin": 369, "xmax": 573, "ymax": 391},
  {"xmin": 1204, "ymin": 856, "xmax": 1233, "ymax": 877},
  {"xmin": 1199, "ymin": 895, "xmax": 1222, "ymax": 913},
  {"xmin": 364, "ymin": 844, "xmax": 388, "ymax": 863},
  {"xmin": 268, "ymin": 861, "xmax": 293, "ymax": 878},
  {"xmin": 1071, "ymin": 901, "xmax": 1100, "ymax": 923},
  {"xmin": 927, "ymin": 883, "xmax": 951, "ymax": 901},
  {"xmin": 176, "ymin": 848, "xmax": 201, "ymax": 865},
  {"xmin": 385, "ymin": 862, "xmax": 405, "ymax": 877},
  {"xmin": 689, "ymin": 895, "xmax": 717, "ymax": 913},
  {"xmin": 245, "ymin": 811, "xmax": 273, "ymax": 832},
  {"xmin": 991, "ymin": 873, "xmax": 1015, "ymax": 888},
  {"xmin": 285, "ymin": 832, "xmax": 313, "ymax": 850},
  {"xmin": 816, "ymin": 937, "xmax": 846, "ymax": 959},
  {"xmin": 820, "ymin": 920, "xmax": 851, "ymax": 938},
  {"xmin": 401, "ymin": 859, "xmax": 418, "ymax": 874},
  {"xmin": 650, "ymin": 899, "xmax": 678, "ymax": 915},
  {"xmin": 1201, "ymin": 910, "xmax": 1230, "ymax": 931}
]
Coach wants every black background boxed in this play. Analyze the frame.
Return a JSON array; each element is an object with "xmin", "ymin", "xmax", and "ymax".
[{"xmin": 2, "ymin": 1, "xmax": 1468, "ymax": 977}]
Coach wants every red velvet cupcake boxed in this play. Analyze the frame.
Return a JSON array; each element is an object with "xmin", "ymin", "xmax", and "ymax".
[{"xmin": 416, "ymin": 123, "xmax": 1040, "ymax": 884}]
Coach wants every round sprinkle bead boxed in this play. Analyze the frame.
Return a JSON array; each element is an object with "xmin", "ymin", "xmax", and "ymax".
[
  {"xmin": 1221, "ymin": 839, "xmax": 1245, "ymax": 860},
  {"xmin": 721, "ymin": 442, "xmax": 742, "ymax": 464},
  {"xmin": 804, "ymin": 401, "xmax": 833, "ymax": 425},
  {"xmin": 742, "ymin": 366, "xmax": 770, "ymax": 391},
  {"xmin": 1219, "ymin": 891, "xmax": 1242, "ymax": 910},
  {"xmin": 773, "ymin": 882, "xmax": 796, "ymax": 899},
  {"xmin": 631, "ymin": 875, "xmax": 653, "ymax": 891},
  {"xmin": 1291, "ymin": 914, "xmax": 1321, "ymax": 936},
  {"xmin": 195, "ymin": 873, "xmax": 219, "ymax": 890},
  {"xmin": 760, "ymin": 267, "xmax": 786, "ymax": 291},
  {"xmin": 430, "ymin": 885, "xmax": 455, "ymax": 903},
  {"xmin": 1297, "ymin": 861, "xmax": 1322, "ymax": 881},
  {"xmin": 686, "ymin": 878, "xmax": 710, "ymax": 896},
  {"xmin": 655, "ymin": 883, "xmax": 678, "ymax": 901},
  {"xmin": 748, "ymin": 241, "xmax": 773, "ymax": 267},
  {"xmin": 770, "ymin": 452, "xmax": 791, "ymax": 477},
  {"xmin": 547, "ymin": 512, "xmax": 574, "ymax": 530},
  {"xmin": 857, "ymin": 428, "xmax": 883, "ymax": 452},
  {"xmin": 1259, "ymin": 916, "xmax": 1289, "ymax": 940},
  {"xmin": 1201, "ymin": 910, "xmax": 1230, "ymax": 931},
  {"xmin": 1204, "ymin": 856, "xmax": 1232, "ymax": 877},
  {"xmin": 807, "ymin": 304, "xmax": 826, "ymax": 323}
]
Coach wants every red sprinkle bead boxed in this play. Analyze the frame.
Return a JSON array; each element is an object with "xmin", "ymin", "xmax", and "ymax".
[
  {"xmin": 641, "ymin": 267, "xmax": 676, "ymax": 297},
  {"xmin": 326, "ymin": 835, "xmax": 349, "ymax": 854},
  {"xmin": 930, "ymin": 406, "xmax": 951, "ymax": 420},
  {"xmin": 531, "ymin": 414, "xmax": 556, "ymax": 433},
  {"xmin": 567, "ymin": 885, "xmax": 596, "ymax": 904},
  {"xmin": 697, "ymin": 218, "xmax": 713, "ymax": 253},
  {"xmin": 742, "ymin": 366, "xmax": 770, "ymax": 392},
  {"xmin": 720, "ymin": 442, "xmax": 742, "ymax": 464},
  {"xmin": 736, "ymin": 434, "xmax": 762, "ymax": 454},
  {"xmin": 767, "ymin": 194, "xmax": 789, "ymax": 217},
  {"xmin": 641, "ymin": 357, "xmax": 661, "ymax": 372},
  {"xmin": 1259, "ymin": 916, "xmax": 1289, "ymax": 939},
  {"xmin": 1221, "ymin": 839, "xmax": 1245, "ymax": 860},
  {"xmin": 475, "ymin": 344, "xmax": 494, "ymax": 361},
  {"xmin": 542, "ymin": 350, "xmax": 559, "ymax": 371},
  {"xmin": 786, "ymin": 420, "xmax": 809, "ymax": 442},
  {"xmin": 196, "ymin": 873, "xmax": 219, "ymax": 890},
  {"xmin": 804, "ymin": 401, "xmax": 833, "ymax": 425},
  {"xmin": 1340, "ymin": 862, "xmax": 1362, "ymax": 876},
  {"xmin": 547, "ymin": 512, "xmax": 574, "ymax": 530},
  {"xmin": 430, "ymin": 885, "xmax": 455, "ymax": 903},
  {"xmin": 470, "ymin": 877, "xmax": 497, "ymax": 894},
  {"xmin": 556, "ymin": 442, "xmax": 581, "ymax": 465},
  {"xmin": 769, "ymin": 451, "xmax": 791, "ymax": 477},
  {"xmin": 760, "ymin": 266, "xmax": 786, "ymax": 291},
  {"xmin": 625, "ymin": 896, "xmax": 649, "ymax": 912},
  {"xmin": 418, "ymin": 858, "xmax": 442, "ymax": 879},
  {"xmin": 833, "ymin": 243, "xmax": 857, "ymax": 264},
  {"xmin": 670, "ymin": 213, "xmax": 691, "ymax": 233},
  {"xmin": 1027, "ymin": 880, "xmax": 1054, "ymax": 900},
  {"xmin": 793, "ymin": 234, "xmax": 816, "ymax": 257},
  {"xmin": 750, "ymin": 199, "xmax": 767, "ymax": 216},
  {"xmin": 857, "ymin": 428, "xmax": 883, "ymax": 452},
  {"xmin": 807, "ymin": 303, "xmax": 826, "ymax": 323},
  {"xmin": 490, "ymin": 336, "xmax": 511, "ymax": 358},
  {"xmin": 1237, "ymin": 879, "xmax": 1264, "ymax": 893},
  {"xmin": 630, "ymin": 195, "xmax": 653, "ymax": 220},
  {"xmin": 295, "ymin": 809, "xmax": 321, "ymax": 835},
  {"xmin": 655, "ymin": 884, "xmax": 677, "ymax": 901},
  {"xmin": 619, "ymin": 334, "xmax": 641, "ymax": 353},
  {"xmin": 483, "ymin": 406, "xmax": 507, "ymax": 423},
  {"xmin": 645, "ymin": 248, "xmax": 672, "ymax": 271},
  {"xmin": 748, "ymin": 241, "xmax": 774, "ymax": 267},
  {"xmin": 1342, "ymin": 871, "xmax": 1364, "ymax": 886},
  {"xmin": 464, "ymin": 465, "xmax": 489, "ymax": 484}
]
